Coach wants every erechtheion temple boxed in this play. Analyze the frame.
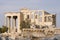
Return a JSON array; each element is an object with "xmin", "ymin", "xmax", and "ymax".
[{"xmin": 3, "ymin": 8, "xmax": 60, "ymax": 38}]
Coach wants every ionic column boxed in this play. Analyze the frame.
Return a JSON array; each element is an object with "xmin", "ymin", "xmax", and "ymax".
[
  {"xmin": 11, "ymin": 16, "xmax": 13, "ymax": 33},
  {"xmin": 17, "ymin": 16, "xmax": 21, "ymax": 33},
  {"xmin": 13, "ymin": 18, "xmax": 16, "ymax": 32},
  {"xmin": 5, "ymin": 16, "xmax": 7, "ymax": 26},
  {"xmin": 7, "ymin": 17, "xmax": 10, "ymax": 33},
  {"xmin": 15, "ymin": 18, "xmax": 16, "ymax": 32}
]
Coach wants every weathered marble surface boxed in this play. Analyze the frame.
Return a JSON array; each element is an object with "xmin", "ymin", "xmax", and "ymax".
[{"xmin": 0, "ymin": 34, "xmax": 60, "ymax": 40}]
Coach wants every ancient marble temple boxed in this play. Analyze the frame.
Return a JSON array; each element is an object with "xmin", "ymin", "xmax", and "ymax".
[{"xmin": 4, "ymin": 8, "xmax": 56, "ymax": 34}]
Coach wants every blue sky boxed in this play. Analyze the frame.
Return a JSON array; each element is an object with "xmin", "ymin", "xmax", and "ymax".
[{"xmin": 0, "ymin": 0, "xmax": 60, "ymax": 27}]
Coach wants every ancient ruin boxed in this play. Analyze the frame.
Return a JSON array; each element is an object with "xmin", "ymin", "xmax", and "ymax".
[{"xmin": 2, "ymin": 8, "xmax": 60, "ymax": 40}]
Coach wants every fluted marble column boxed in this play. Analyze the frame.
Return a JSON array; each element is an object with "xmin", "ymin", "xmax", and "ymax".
[
  {"xmin": 14, "ymin": 18, "xmax": 17, "ymax": 32},
  {"xmin": 13, "ymin": 18, "xmax": 16, "ymax": 32},
  {"xmin": 5, "ymin": 16, "xmax": 7, "ymax": 26},
  {"xmin": 17, "ymin": 16, "xmax": 21, "ymax": 33},
  {"xmin": 11, "ymin": 16, "xmax": 13, "ymax": 33},
  {"xmin": 7, "ymin": 16, "xmax": 11, "ymax": 33}
]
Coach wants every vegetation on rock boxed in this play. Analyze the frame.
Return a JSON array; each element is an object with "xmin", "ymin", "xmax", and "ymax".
[{"xmin": 0, "ymin": 26, "xmax": 8, "ymax": 33}]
